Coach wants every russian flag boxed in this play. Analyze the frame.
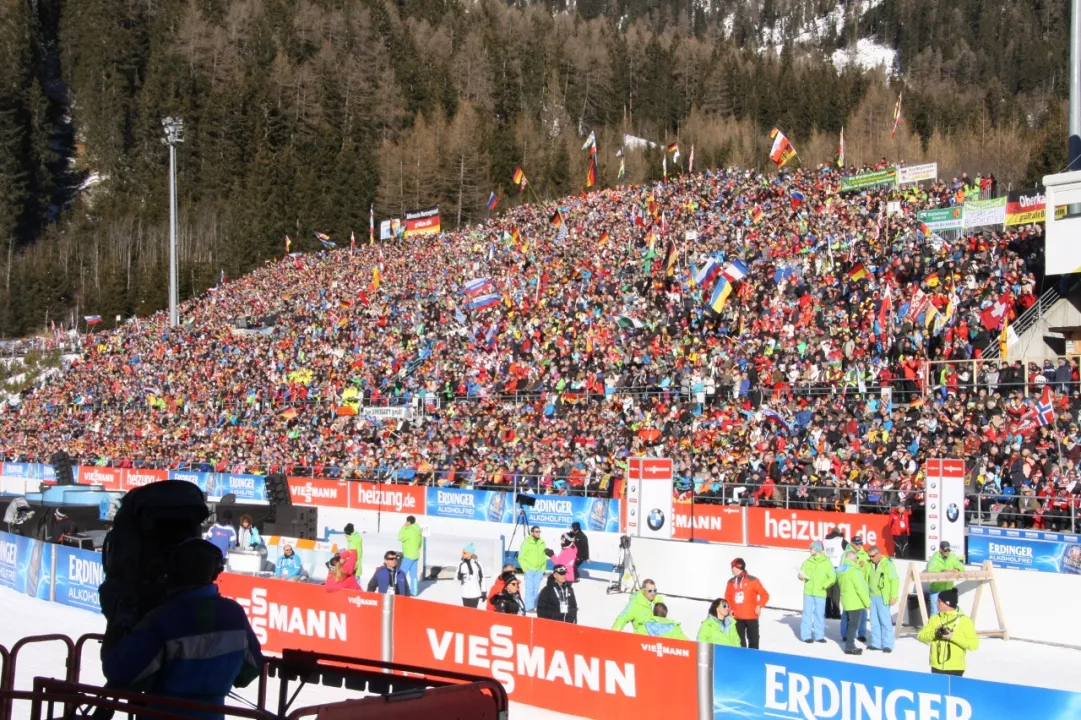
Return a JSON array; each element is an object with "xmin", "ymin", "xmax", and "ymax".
[
  {"xmin": 84, "ymin": 315, "xmax": 102, "ymax": 325},
  {"xmin": 468, "ymin": 294, "xmax": 501, "ymax": 310},
  {"xmin": 790, "ymin": 190, "xmax": 806, "ymax": 208},
  {"xmin": 463, "ymin": 278, "xmax": 491, "ymax": 297},
  {"xmin": 723, "ymin": 259, "xmax": 749, "ymax": 283},
  {"xmin": 761, "ymin": 406, "xmax": 792, "ymax": 433},
  {"xmin": 487, "ymin": 192, "xmax": 499, "ymax": 211},
  {"xmin": 694, "ymin": 259, "xmax": 722, "ymax": 288}
]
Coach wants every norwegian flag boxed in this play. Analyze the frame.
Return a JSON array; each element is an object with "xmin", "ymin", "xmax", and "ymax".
[{"xmin": 1036, "ymin": 386, "xmax": 1056, "ymax": 426}]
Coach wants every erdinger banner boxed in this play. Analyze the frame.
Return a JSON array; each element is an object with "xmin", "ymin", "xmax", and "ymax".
[
  {"xmin": 967, "ymin": 526, "xmax": 1081, "ymax": 574},
  {"xmin": 53, "ymin": 544, "xmax": 103, "ymax": 613},
  {"xmin": 392, "ymin": 595, "xmax": 697, "ymax": 719},
  {"xmin": 672, "ymin": 503, "xmax": 745, "ymax": 544},
  {"xmin": 0, "ymin": 531, "xmax": 50, "ymax": 600},
  {"xmin": 404, "ymin": 207, "xmax": 441, "ymax": 237},
  {"xmin": 710, "ymin": 644, "xmax": 1081, "ymax": 720},
  {"xmin": 426, "ymin": 486, "xmax": 512, "ymax": 522},
  {"xmin": 217, "ymin": 574, "xmax": 382, "ymax": 660},
  {"xmin": 745, "ymin": 508, "xmax": 894, "ymax": 555},
  {"xmin": 208, "ymin": 473, "xmax": 268, "ymax": 503}
]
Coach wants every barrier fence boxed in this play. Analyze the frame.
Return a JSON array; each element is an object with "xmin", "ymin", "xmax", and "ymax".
[{"xmin": 1, "ymin": 532, "xmax": 1077, "ymax": 720}]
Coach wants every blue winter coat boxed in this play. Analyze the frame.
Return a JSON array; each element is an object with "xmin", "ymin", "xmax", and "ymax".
[
  {"xmin": 204, "ymin": 524, "xmax": 236, "ymax": 558},
  {"xmin": 366, "ymin": 565, "xmax": 410, "ymax": 595},
  {"xmin": 102, "ymin": 584, "xmax": 264, "ymax": 719},
  {"xmin": 275, "ymin": 552, "xmax": 305, "ymax": 579}
]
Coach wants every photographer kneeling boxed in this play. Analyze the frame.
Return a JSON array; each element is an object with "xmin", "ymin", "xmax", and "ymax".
[
  {"xmin": 917, "ymin": 588, "xmax": 979, "ymax": 676},
  {"xmin": 102, "ymin": 538, "xmax": 264, "ymax": 718}
]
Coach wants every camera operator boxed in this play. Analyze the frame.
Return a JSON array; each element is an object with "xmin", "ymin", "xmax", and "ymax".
[
  {"xmin": 102, "ymin": 538, "xmax": 264, "ymax": 718},
  {"xmin": 917, "ymin": 589, "xmax": 979, "ymax": 676}
]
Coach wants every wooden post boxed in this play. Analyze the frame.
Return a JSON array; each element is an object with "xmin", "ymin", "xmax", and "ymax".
[{"xmin": 895, "ymin": 560, "xmax": 1008, "ymax": 640}]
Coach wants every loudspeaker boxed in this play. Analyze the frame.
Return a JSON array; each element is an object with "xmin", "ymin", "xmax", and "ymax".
[
  {"xmin": 263, "ymin": 506, "xmax": 317, "ymax": 541},
  {"xmin": 515, "ymin": 494, "xmax": 537, "ymax": 507},
  {"xmin": 49, "ymin": 451, "xmax": 76, "ymax": 486},
  {"xmin": 266, "ymin": 474, "xmax": 291, "ymax": 506}
]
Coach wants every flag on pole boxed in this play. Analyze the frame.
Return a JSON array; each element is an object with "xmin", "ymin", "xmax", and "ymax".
[
  {"xmin": 487, "ymin": 192, "xmax": 499, "ymax": 211},
  {"xmin": 663, "ymin": 155, "xmax": 667, "ymax": 180},
  {"xmin": 220, "ymin": 269, "xmax": 226, "ymax": 285},
  {"xmin": 581, "ymin": 131, "xmax": 596, "ymax": 152},
  {"xmin": 768, "ymin": 128, "xmax": 797, "ymax": 167},
  {"xmin": 663, "ymin": 240, "xmax": 678, "ymax": 277},
  {"xmin": 369, "ymin": 205, "xmax": 374, "ymax": 245},
  {"xmin": 586, "ymin": 155, "xmax": 597, "ymax": 188},
  {"xmin": 513, "ymin": 167, "xmax": 528, "ymax": 191},
  {"xmin": 285, "ymin": 235, "xmax": 292, "ymax": 253},
  {"xmin": 688, "ymin": 145, "xmax": 694, "ymax": 173},
  {"xmin": 666, "ymin": 142, "xmax": 679, "ymax": 155},
  {"xmin": 598, "ymin": 230, "xmax": 610, "ymax": 245},
  {"xmin": 999, "ymin": 316, "xmax": 1010, "ymax": 359},
  {"xmin": 847, "ymin": 263, "xmax": 868, "ymax": 281},
  {"xmin": 371, "ymin": 266, "xmax": 382, "ymax": 290},
  {"xmin": 84, "ymin": 315, "xmax": 102, "ymax": 326},
  {"xmin": 351, "ymin": 231, "xmax": 357, "ymax": 252},
  {"xmin": 891, "ymin": 93, "xmax": 903, "ymax": 138},
  {"xmin": 549, "ymin": 209, "xmax": 563, "ymax": 228},
  {"xmin": 708, "ymin": 277, "xmax": 732, "ymax": 314},
  {"xmin": 838, "ymin": 127, "xmax": 845, "ymax": 167},
  {"xmin": 618, "ymin": 157, "xmax": 625, "ymax": 179},
  {"xmin": 314, "ymin": 231, "xmax": 335, "ymax": 248},
  {"xmin": 1037, "ymin": 385, "xmax": 1056, "ymax": 426}
]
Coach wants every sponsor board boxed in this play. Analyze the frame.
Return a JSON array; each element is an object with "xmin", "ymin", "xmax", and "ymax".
[
  {"xmin": 967, "ymin": 526, "xmax": 1081, "ymax": 574},
  {"xmin": 0, "ymin": 462, "xmax": 56, "ymax": 483},
  {"xmin": 287, "ymin": 476, "xmax": 350, "ymax": 508},
  {"xmin": 425, "ymin": 486, "xmax": 511, "ymax": 523},
  {"xmin": 626, "ymin": 457, "xmax": 674, "ymax": 539},
  {"xmin": 354, "ymin": 481, "xmax": 425, "ymax": 514},
  {"xmin": 217, "ymin": 573, "xmax": 382, "ymax": 659},
  {"xmin": 208, "ymin": 473, "xmax": 268, "ymax": 503},
  {"xmin": 379, "ymin": 219, "xmax": 392, "ymax": 241},
  {"xmin": 360, "ymin": 406, "xmax": 415, "ymax": 420},
  {"xmin": 745, "ymin": 508, "xmax": 893, "ymax": 555},
  {"xmin": 392, "ymin": 595, "xmax": 697, "ymax": 718},
  {"xmin": 672, "ymin": 503, "xmax": 745, "ymax": 544},
  {"xmin": 525, "ymin": 496, "xmax": 621, "ymax": 533},
  {"xmin": 711, "ymin": 643, "xmax": 1081, "ymax": 720},
  {"xmin": 916, "ymin": 206, "xmax": 964, "ymax": 232},
  {"xmin": 897, "ymin": 162, "xmax": 937, "ymax": 185},
  {"xmin": 169, "ymin": 469, "xmax": 213, "ymax": 493},
  {"xmin": 0, "ymin": 531, "xmax": 51, "ymax": 599},
  {"xmin": 404, "ymin": 207, "xmax": 441, "ymax": 237},
  {"xmin": 53, "ymin": 544, "xmax": 103, "ymax": 613},
  {"xmin": 77, "ymin": 466, "xmax": 124, "ymax": 491},
  {"xmin": 962, "ymin": 197, "xmax": 1007, "ymax": 229},
  {"xmin": 924, "ymin": 458, "xmax": 966, "ymax": 559},
  {"xmin": 1005, "ymin": 185, "xmax": 1068, "ymax": 226},
  {"xmin": 839, "ymin": 168, "xmax": 897, "ymax": 192},
  {"xmin": 122, "ymin": 468, "xmax": 167, "ymax": 492}
]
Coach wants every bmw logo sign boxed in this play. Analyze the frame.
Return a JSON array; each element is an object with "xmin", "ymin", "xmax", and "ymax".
[
  {"xmin": 647, "ymin": 508, "xmax": 666, "ymax": 531},
  {"xmin": 946, "ymin": 503, "xmax": 960, "ymax": 523}
]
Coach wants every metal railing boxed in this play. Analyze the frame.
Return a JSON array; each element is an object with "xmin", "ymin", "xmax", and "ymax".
[{"xmin": 979, "ymin": 284, "xmax": 1063, "ymax": 361}]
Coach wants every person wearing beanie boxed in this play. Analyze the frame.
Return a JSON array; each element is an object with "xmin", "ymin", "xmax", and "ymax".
[
  {"xmin": 724, "ymin": 558, "xmax": 770, "ymax": 649},
  {"xmin": 866, "ymin": 545, "xmax": 899, "ymax": 653},
  {"xmin": 925, "ymin": 541, "xmax": 965, "ymax": 616},
  {"xmin": 799, "ymin": 541, "xmax": 836, "ymax": 643},
  {"xmin": 544, "ymin": 533, "xmax": 579, "ymax": 582},
  {"xmin": 837, "ymin": 550, "xmax": 871, "ymax": 655},
  {"xmin": 457, "ymin": 543, "xmax": 485, "ymax": 608},
  {"xmin": 841, "ymin": 536, "xmax": 871, "ymax": 643},
  {"xmin": 917, "ymin": 588, "xmax": 979, "ymax": 675},
  {"xmin": 397, "ymin": 516, "xmax": 422, "ymax": 596},
  {"xmin": 344, "ymin": 522, "xmax": 363, "ymax": 578}
]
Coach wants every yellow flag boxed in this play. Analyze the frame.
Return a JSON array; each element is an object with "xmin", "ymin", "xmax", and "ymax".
[{"xmin": 999, "ymin": 318, "xmax": 1009, "ymax": 360}]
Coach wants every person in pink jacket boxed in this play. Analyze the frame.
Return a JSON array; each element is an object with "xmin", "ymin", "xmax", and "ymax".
[
  {"xmin": 325, "ymin": 549, "xmax": 359, "ymax": 591},
  {"xmin": 545, "ymin": 534, "xmax": 579, "ymax": 582}
]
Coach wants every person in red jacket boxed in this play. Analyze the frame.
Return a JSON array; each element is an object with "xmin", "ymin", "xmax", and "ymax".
[
  {"xmin": 724, "ymin": 558, "xmax": 770, "ymax": 649},
  {"xmin": 486, "ymin": 565, "xmax": 519, "ymax": 611},
  {"xmin": 325, "ymin": 549, "xmax": 360, "ymax": 591},
  {"xmin": 888, "ymin": 504, "xmax": 912, "ymax": 558}
]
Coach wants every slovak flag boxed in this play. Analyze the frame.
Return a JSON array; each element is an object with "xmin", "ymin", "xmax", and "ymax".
[
  {"xmin": 694, "ymin": 259, "xmax": 722, "ymax": 288},
  {"xmin": 463, "ymin": 278, "xmax": 491, "ymax": 297},
  {"xmin": 1037, "ymin": 386, "xmax": 1056, "ymax": 426},
  {"xmin": 723, "ymin": 259, "xmax": 749, "ymax": 283},
  {"xmin": 468, "ymin": 294, "xmax": 502, "ymax": 310}
]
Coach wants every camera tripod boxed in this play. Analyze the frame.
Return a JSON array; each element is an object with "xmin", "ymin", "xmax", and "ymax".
[{"xmin": 606, "ymin": 535, "xmax": 641, "ymax": 595}]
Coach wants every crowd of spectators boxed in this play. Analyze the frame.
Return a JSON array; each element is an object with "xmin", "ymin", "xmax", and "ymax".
[{"xmin": 0, "ymin": 163, "xmax": 1077, "ymax": 529}]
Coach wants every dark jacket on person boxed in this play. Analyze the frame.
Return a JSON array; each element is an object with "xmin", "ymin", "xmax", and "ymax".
[
  {"xmin": 571, "ymin": 529, "xmax": 590, "ymax": 563},
  {"xmin": 492, "ymin": 589, "xmax": 526, "ymax": 615},
  {"xmin": 367, "ymin": 565, "xmax": 410, "ymax": 595},
  {"xmin": 536, "ymin": 576, "xmax": 578, "ymax": 624},
  {"xmin": 101, "ymin": 584, "xmax": 264, "ymax": 719}
]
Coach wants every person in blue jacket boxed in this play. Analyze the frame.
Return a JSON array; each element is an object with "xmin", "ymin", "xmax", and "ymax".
[
  {"xmin": 102, "ymin": 538, "xmax": 264, "ymax": 719},
  {"xmin": 366, "ymin": 551, "xmax": 410, "ymax": 595},
  {"xmin": 203, "ymin": 511, "xmax": 236, "ymax": 558},
  {"xmin": 274, "ymin": 544, "xmax": 306, "ymax": 581}
]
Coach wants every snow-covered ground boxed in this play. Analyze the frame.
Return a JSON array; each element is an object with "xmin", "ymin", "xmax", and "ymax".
[
  {"xmin": 832, "ymin": 38, "xmax": 897, "ymax": 74},
  {"xmin": 2, "ymin": 569, "xmax": 1079, "ymax": 718}
]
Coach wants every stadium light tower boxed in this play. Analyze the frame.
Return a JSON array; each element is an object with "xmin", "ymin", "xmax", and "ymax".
[{"xmin": 162, "ymin": 117, "xmax": 184, "ymax": 328}]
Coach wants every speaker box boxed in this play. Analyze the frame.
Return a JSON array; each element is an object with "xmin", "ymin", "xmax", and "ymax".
[{"xmin": 263, "ymin": 506, "xmax": 317, "ymax": 541}]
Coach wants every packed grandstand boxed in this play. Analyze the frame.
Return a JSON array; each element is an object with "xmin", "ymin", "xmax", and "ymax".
[{"xmin": 0, "ymin": 163, "xmax": 1077, "ymax": 530}]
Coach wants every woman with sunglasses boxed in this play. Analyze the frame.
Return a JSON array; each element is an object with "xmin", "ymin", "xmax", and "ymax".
[
  {"xmin": 697, "ymin": 598, "xmax": 741, "ymax": 647},
  {"xmin": 492, "ymin": 573, "xmax": 527, "ymax": 615}
]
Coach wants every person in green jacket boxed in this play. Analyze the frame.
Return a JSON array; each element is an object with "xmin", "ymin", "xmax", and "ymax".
[
  {"xmin": 838, "ymin": 550, "xmax": 871, "ymax": 655},
  {"xmin": 643, "ymin": 603, "xmax": 687, "ymax": 641},
  {"xmin": 519, "ymin": 526, "xmax": 548, "ymax": 613},
  {"xmin": 697, "ymin": 598, "xmax": 741, "ymax": 647},
  {"xmin": 612, "ymin": 579, "xmax": 665, "ymax": 634},
  {"xmin": 917, "ymin": 589, "xmax": 979, "ymax": 675},
  {"xmin": 926, "ymin": 541, "xmax": 965, "ymax": 615},
  {"xmin": 344, "ymin": 523, "xmax": 363, "ymax": 577},
  {"xmin": 841, "ymin": 536, "xmax": 872, "ymax": 641},
  {"xmin": 398, "ymin": 516, "xmax": 423, "ymax": 597},
  {"xmin": 867, "ymin": 545, "xmax": 899, "ymax": 652},
  {"xmin": 799, "ymin": 541, "xmax": 836, "ymax": 643}
]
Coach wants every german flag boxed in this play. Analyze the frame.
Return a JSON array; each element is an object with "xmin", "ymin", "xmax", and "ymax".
[
  {"xmin": 666, "ymin": 142, "xmax": 679, "ymax": 154},
  {"xmin": 663, "ymin": 240, "xmax": 678, "ymax": 277},
  {"xmin": 550, "ymin": 209, "xmax": 563, "ymax": 227},
  {"xmin": 586, "ymin": 155, "xmax": 597, "ymax": 188},
  {"xmin": 598, "ymin": 230, "xmax": 610, "ymax": 245},
  {"xmin": 847, "ymin": 263, "xmax": 868, "ymax": 282},
  {"xmin": 511, "ymin": 228, "xmax": 521, "ymax": 245},
  {"xmin": 513, "ymin": 166, "xmax": 527, "ymax": 191},
  {"xmin": 751, "ymin": 207, "xmax": 764, "ymax": 224}
]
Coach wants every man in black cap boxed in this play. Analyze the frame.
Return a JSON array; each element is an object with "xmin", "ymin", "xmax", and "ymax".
[
  {"xmin": 925, "ymin": 540, "xmax": 965, "ymax": 616},
  {"xmin": 536, "ymin": 565, "xmax": 577, "ymax": 623},
  {"xmin": 916, "ymin": 588, "xmax": 979, "ymax": 675},
  {"xmin": 568, "ymin": 521, "xmax": 590, "ymax": 582}
]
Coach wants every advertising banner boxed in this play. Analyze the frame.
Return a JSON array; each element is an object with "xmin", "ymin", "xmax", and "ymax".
[
  {"xmin": 967, "ymin": 526, "xmax": 1081, "ymax": 574},
  {"xmin": 169, "ymin": 469, "xmax": 212, "ymax": 493},
  {"xmin": 962, "ymin": 197, "xmax": 1007, "ymax": 229},
  {"xmin": 354, "ymin": 481, "xmax": 426, "ymax": 514},
  {"xmin": 391, "ymin": 595, "xmax": 697, "ymax": 719},
  {"xmin": 916, "ymin": 206, "xmax": 964, "ymax": 232},
  {"xmin": 121, "ymin": 468, "xmax": 167, "ymax": 492},
  {"xmin": 525, "ymin": 496, "xmax": 621, "ymax": 533},
  {"xmin": 217, "ymin": 573, "xmax": 382, "ymax": 660},
  {"xmin": 626, "ymin": 457, "xmax": 674, "ymax": 539},
  {"xmin": 672, "ymin": 503, "xmax": 745, "ymax": 544},
  {"xmin": 208, "ymin": 473, "xmax": 268, "ymax": 503},
  {"xmin": 287, "ymin": 476, "xmax": 351, "ymax": 509},
  {"xmin": 745, "ymin": 508, "xmax": 894, "ymax": 554},
  {"xmin": 379, "ymin": 219, "xmax": 392, "ymax": 241},
  {"xmin": 1005, "ymin": 185, "xmax": 1068, "ymax": 226},
  {"xmin": 361, "ymin": 406, "xmax": 415, "ymax": 420},
  {"xmin": 897, "ymin": 162, "xmax": 938, "ymax": 185},
  {"xmin": 53, "ymin": 544, "xmax": 103, "ymax": 613},
  {"xmin": 839, "ymin": 167, "xmax": 897, "ymax": 192},
  {"xmin": 0, "ymin": 462, "xmax": 54, "ymax": 482},
  {"xmin": 404, "ymin": 207, "xmax": 441, "ymax": 237},
  {"xmin": 924, "ymin": 458, "xmax": 966, "ymax": 559},
  {"xmin": 425, "ymin": 486, "xmax": 512, "ymax": 523},
  {"xmin": 710, "ymin": 643, "xmax": 1081, "ymax": 720},
  {"xmin": 78, "ymin": 466, "xmax": 124, "ymax": 491},
  {"xmin": 0, "ymin": 531, "xmax": 51, "ymax": 599}
]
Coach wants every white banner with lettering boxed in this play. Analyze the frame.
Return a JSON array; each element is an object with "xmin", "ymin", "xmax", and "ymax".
[{"xmin": 924, "ymin": 458, "xmax": 967, "ymax": 559}]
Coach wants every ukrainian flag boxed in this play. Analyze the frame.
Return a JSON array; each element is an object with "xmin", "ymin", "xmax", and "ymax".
[{"xmin": 708, "ymin": 277, "xmax": 732, "ymax": 314}]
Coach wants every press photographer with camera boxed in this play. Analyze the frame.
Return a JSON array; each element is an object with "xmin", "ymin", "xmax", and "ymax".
[{"xmin": 917, "ymin": 588, "xmax": 979, "ymax": 676}]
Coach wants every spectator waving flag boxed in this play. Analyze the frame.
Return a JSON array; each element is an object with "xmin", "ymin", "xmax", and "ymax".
[
  {"xmin": 513, "ymin": 167, "xmax": 528, "ymax": 192},
  {"xmin": 722, "ymin": 259, "xmax": 749, "ymax": 283},
  {"xmin": 694, "ymin": 258, "xmax": 722, "ymax": 289},
  {"xmin": 84, "ymin": 315, "xmax": 102, "ymax": 326},
  {"xmin": 314, "ymin": 231, "xmax": 335, "ymax": 248},
  {"xmin": 761, "ymin": 406, "xmax": 793, "ymax": 434},
  {"xmin": 464, "ymin": 278, "xmax": 491, "ymax": 297},
  {"xmin": 468, "ymin": 293, "xmax": 501, "ymax": 310},
  {"xmin": 487, "ymin": 192, "xmax": 499, "ymax": 211},
  {"xmin": 891, "ymin": 93, "xmax": 903, "ymax": 138},
  {"xmin": 708, "ymin": 277, "xmax": 732, "ymax": 314},
  {"xmin": 768, "ymin": 128, "xmax": 797, "ymax": 167},
  {"xmin": 581, "ymin": 131, "xmax": 596, "ymax": 152},
  {"xmin": 1037, "ymin": 386, "xmax": 1056, "ymax": 426}
]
